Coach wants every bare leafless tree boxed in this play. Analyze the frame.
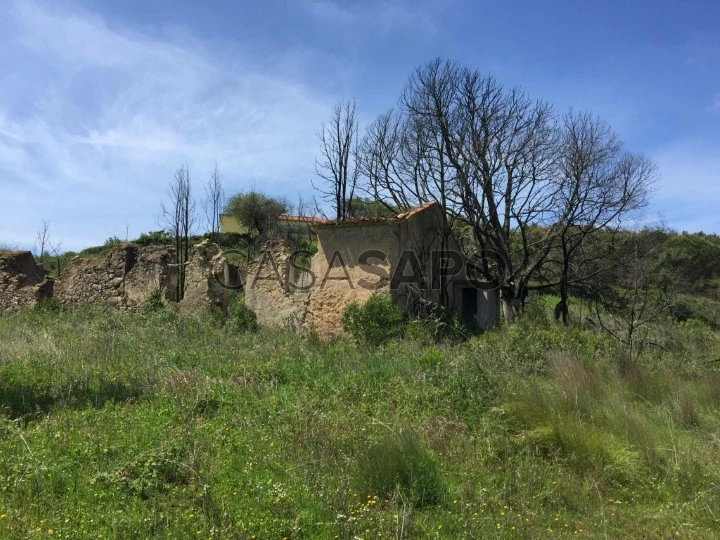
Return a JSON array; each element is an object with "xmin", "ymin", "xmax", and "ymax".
[
  {"xmin": 159, "ymin": 164, "xmax": 196, "ymax": 300},
  {"xmin": 203, "ymin": 162, "xmax": 225, "ymax": 243},
  {"xmin": 548, "ymin": 111, "xmax": 657, "ymax": 324},
  {"xmin": 362, "ymin": 58, "xmax": 660, "ymax": 321},
  {"xmin": 362, "ymin": 107, "xmax": 462, "ymax": 307},
  {"xmin": 363, "ymin": 59, "xmax": 562, "ymax": 318},
  {"xmin": 34, "ymin": 220, "xmax": 51, "ymax": 260},
  {"xmin": 360, "ymin": 58, "xmax": 660, "ymax": 322},
  {"xmin": 590, "ymin": 236, "xmax": 675, "ymax": 359},
  {"xmin": 49, "ymin": 240, "xmax": 63, "ymax": 278},
  {"xmin": 314, "ymin": 100, "xmax": 360, "ymax": 221}
]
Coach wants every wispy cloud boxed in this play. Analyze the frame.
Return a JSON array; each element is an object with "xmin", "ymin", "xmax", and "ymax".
[
  {"xmin": 0, "ymin": 0, "xmax": 334, "ymax": 250},
  {"xmin": 304, "ymin": 0, "xmax": 449, "ymax": 34},
  {"xmin": 307, "ymin": 1, "xmax": 357, "ymax": 24}
]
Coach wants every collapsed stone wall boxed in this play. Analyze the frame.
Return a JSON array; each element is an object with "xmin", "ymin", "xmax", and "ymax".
[
  {"xmin": 245, "ymin": 231, "xmax": 392, "ymax": 336},
  {"xmin": 0, "ymin": 250, "xmax": 54, "ymax": 313},
  {"xmin": 245, "ymin": 242, "xmax": 310, "ymax": 332},
  {"xmin": 55, "ymin": 244, "xmax": 174, "ymax": 310},
  {"xmin": 53, "ymin": 241, "xmax": 239, "ymax": 312},
  {"xmin": 178, "ymin": 240, "xmax": 240, "ymax": 312}
]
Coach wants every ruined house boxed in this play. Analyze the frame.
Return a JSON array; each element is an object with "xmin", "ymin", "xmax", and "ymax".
[
  {"xmin": 54, "ymin": 240, "xmax": 238, "ymax": 312},
  {"xmin": 55, "ymin": 244, "xmax": 174, "ymax": 309},
  {"xmin": 246, "ymin": 202, "xmax": 501, "ymax": 336},
  {"xmin": 0, "ymin": 250, "xmax": 54, "ymax": 313}
]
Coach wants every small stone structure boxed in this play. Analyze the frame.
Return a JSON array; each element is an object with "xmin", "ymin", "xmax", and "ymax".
[
  {"xmin": 246, "ymin": 202, "xmax": 501, "ymax": 336},
  {"xmin": 55, "ymin": 244, "xmax": 174, "ymax": 310},
  {"xmin": 0, "ymin": 250, "xmax": 54, "ymax": 313}
]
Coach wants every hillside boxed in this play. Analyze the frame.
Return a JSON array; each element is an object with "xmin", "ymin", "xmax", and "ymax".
[{"xmin": 1, "ymin": 303, "xmax": 719, "ymax": 538}]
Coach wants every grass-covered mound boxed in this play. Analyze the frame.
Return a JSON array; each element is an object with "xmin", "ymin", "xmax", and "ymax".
[{"xmin": 0, "ymin": 306, "xmax": 719, "ymax": 538}]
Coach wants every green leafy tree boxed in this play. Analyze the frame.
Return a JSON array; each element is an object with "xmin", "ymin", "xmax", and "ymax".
[
  {"xmin": 224, "ymin": 191, "xmax": 288, "ymax": 257},
  {"xmin": 347, "ymin": 197, "xmax": 397, "ymax": 219},
  {"xmin": 225, "ymin": 191, "xmax": 288, "ymax": 238}
]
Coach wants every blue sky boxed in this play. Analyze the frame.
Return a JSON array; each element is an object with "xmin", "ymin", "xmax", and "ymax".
[{"xmin": 0, "ymin": 0, "xmax": 718, "ymax": 251}]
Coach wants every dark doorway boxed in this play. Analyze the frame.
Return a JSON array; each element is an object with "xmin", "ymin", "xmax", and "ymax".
[{"xmin": 461, "ymin": 287, "xmax": 478, "ymax": 327}]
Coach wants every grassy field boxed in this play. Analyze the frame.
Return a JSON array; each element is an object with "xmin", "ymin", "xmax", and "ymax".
[{"xmin": 1, "ymin": 303, "xmax": 719, "ymax": 538}]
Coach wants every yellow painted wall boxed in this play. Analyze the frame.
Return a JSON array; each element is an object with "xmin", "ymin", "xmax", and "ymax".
[{"xmin": 219, "ymin": 214, "xmax": 248, "ymax": 234}]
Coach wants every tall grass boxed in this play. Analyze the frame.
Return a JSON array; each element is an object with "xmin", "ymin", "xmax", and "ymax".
[{"xmin": 0, "ymin": 305, "xmax": 719, "ymax": 537}]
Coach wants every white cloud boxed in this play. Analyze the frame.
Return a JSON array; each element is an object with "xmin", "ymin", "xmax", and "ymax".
[
  {"xmin": 0, "ymin": 0, "xmax": 335, "ymax": 250},
  {"xmin": 304, "ymin": 0, "xmax": 448, "ymax": 34}
]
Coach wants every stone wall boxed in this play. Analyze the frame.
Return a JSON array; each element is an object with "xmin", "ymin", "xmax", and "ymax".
[
  {"xmin": 179, "ymin": 240, "xmax": 239, "ymax": 312},
  {"xmin": 0, "ymin": 250, "xmax": 54, "ymax": 313},
  {"xmin": 55, "ymin": 244, "xmax": 173, "ymax": 310},
  {"xmin": 53, "ymin": 241, "xmax": 238, "ymax": 312},
  {"xmin": 245, "ymin": 225, "xmax": 395, "ymax": 337},
  {"xmin": 244, "ymin": 202, "xmax": 501, "ymax": 337},
  {"xmin": 245, "ymin": 242, "xmax": 310, "ymax": 332},
  {"xmin": 304, "ymin": 223, "xmax": 395, "ymax": 336}
]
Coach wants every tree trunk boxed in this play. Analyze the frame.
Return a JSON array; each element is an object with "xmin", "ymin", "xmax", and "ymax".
[
  {"xmin": 555, "ymin": 276, "xmax": 570, "ymax": 326},
  {"xmin": 501, "ymin": 287, "xmax": 521, "ymax": 322}
]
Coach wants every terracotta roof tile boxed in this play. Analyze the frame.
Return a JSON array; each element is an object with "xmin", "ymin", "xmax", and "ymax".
[
  {"xmin": 315, "ymin": 201, "xmax": 438, "ymax": 228},
  {"xmin": 394, "ymin": 201, "xmax": 437, "ymax": 220},
  {"xmin": 278, "ymin": 214, "xmax": 329, "ymax": 224}
]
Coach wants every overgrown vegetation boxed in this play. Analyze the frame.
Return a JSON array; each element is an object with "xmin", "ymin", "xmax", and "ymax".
[
  {"xmin": 342, "ymin": 293, "xmax": 406, "ymax": 345},
  {"xmin": 1, "ymin": 303, "xmax": 718, "ymax": 537},
  {"xmin": 226, "ymin": 295, "xmax": 259, "ymax": 333}
]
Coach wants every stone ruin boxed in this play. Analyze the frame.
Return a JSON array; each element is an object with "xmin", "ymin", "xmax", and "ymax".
[
  {"xmin": 177, "ymin": 240, "xmax": 241, "ymax": 312},
  {"xmin": 244, "ymin": 201, "xmax": 502, "ymax": 337},
  {"xmin": 0, "ymin": 240, "xmax": 240, "ymax": 314},
  {"xmin": 55, "ymin": 239, "xmax": 239, "ymax": 312},
  {"xmin": 55, "ymin": 244, "xmax": 175, "ymax": 310},
  {"xmin": 0, "ymin": 250, "xmax": 54, "ymax": 313},
  {"xmin": 245, "ymin": 241, "xmax": 310, "ymax": 332}
]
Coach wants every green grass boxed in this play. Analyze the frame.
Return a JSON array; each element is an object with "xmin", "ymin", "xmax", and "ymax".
[{"xmin": 1, "ymin": 306, "xmax": 719, "ymax": 538}]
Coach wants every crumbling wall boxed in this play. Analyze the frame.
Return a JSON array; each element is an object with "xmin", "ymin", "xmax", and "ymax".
[
  {"xmin": 0, "ymin": 250, "xmax": 54, "ymax": 313},
  {"xmin": 245, "ymin": 242, "xmax": 310, "ymax": 332},
  {"xmin": 55, "ymin": 244, "xmax": 173, "ymax": 310},
  {"xmin": 179, "ymin": 240, "xmax": 239, "ymax": 312},
  {"xmin": 245, "ymin": 225, "xmax": 395, "ymax": 336},
  {"xmin": 54, "ymin": 241, "xmax": 238, "ymax": 312},
  {"xmin": 304, "ymin": 223, "xmax": 395, "ymax": 336}
]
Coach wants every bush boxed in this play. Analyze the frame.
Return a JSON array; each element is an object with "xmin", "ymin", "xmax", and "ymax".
[
  {"xmin": 342, "ymin": 293, "xmax": 405, "ymax": 346},
  {"xmin": 520, "ymin": 294, "xmax": 552, "ymax": 326},
  {"xmin": 228, "ymin": 295, "xmax": 258, "ymax": 332},
  {"xmin": 141, "ymin": 288, "xmax": 164, "ymax": 313},
  {"xmin": 417, "ymin": 303, "xmax": 469, "ymax": 343},
  {"xmin": 36, "ymin": 296, "xmax": 62, "ymax": 313},
  {"xmin": 133, "ymin": 230, "xmax": 174, "ymax": 247},
  {"xmin": 356, "ymin": 427, "xmax": 445, "ymax": 508}
]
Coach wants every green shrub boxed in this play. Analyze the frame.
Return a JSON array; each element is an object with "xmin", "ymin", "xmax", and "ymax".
[
  {"xmin": 229, "ymin": 295, "xmax": 258, "ymax": 332},
  {"xmin": 356, "ymin": 427, "xmax": 445, "ymax": 508},
  {"xmin": 417, "ymin": 303, "xmax": 469, "ymax": 343},
  {"xmin": 133, "ymin": 230, "xmax": 174, "ymax": 247},
  {"xmin": 342, "ymin": 293, "xmax": 405, "ymax": 346},
  {"xmin": 418, "ymin": 347, "xmax": 444, "ymax": 370},
  {"xmin": 404, "ymin": 319, "xmax": 435, "ymax": 345},
  {"xmin": 520, "ymin": 294, "xmax": 552, "ymax": 326},
  {"xmin": 36, "ymin": 296, "xmax": 62, "ymax": 313},
  {"xmin": 141, "ymin": 288, "xmax": 164, "ymax": 313}
]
